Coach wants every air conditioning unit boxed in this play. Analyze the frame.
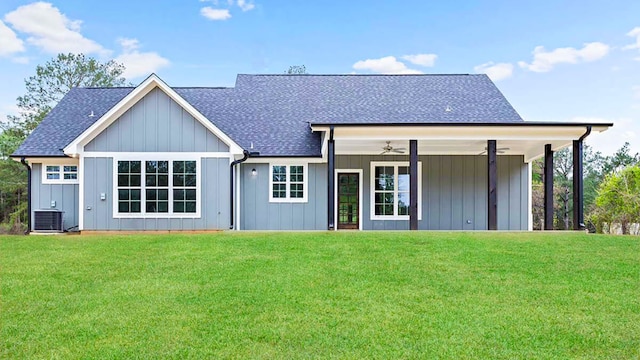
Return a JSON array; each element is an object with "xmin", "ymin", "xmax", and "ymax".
[{"xmin": 33, "ymin": 210, "xmax": 64, "ymax": 232}]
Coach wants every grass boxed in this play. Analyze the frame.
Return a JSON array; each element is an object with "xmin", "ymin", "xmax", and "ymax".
[{"xmin": 1, "ymin": 231, "xmax": 639, "ymax": 359}]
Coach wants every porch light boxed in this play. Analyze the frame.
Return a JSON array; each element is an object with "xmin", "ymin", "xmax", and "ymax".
[{"xmin": 251, "ymin": 168, "xmax": 257, "ymax": 176}]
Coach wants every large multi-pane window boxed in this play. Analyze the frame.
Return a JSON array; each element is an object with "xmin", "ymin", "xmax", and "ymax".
[
  {"xmin": 115, "ymin": 159, "xmax": 198, "ymax": 216},
  {"xmin": 370, "ymin": 162, "xmax": 421, "ymax": 220},
  {"xmin": 269, "ymin": 164, "xmax": 307, "ymax": 202}
]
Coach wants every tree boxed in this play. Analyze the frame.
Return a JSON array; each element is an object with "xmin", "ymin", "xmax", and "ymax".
[
  {"xmin": 0, "ymin": 53, "xmax": 127, "ymax": 232},
  {"xmin": 594, "ymin": 165, "xmax": 640, "ymax": 234},
  {"xmin": 602, "ymin": 142, "xmax": 639, "ymax": 175},
  {"xmin": 4, "ymin": 53, "xmax": 127, "ymax": 137},
  {"xmin": 553, "ymin": 148, "xmax": 573, "ymax": 229},
  {"xmin": 285, "ymin": 65, "xmax": 307, "ymax": 74}
]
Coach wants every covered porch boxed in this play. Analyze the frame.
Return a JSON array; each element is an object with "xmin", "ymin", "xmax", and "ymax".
[{"xmin": 313, "ymin": 122, "xmax": 612, "ymax": 231}]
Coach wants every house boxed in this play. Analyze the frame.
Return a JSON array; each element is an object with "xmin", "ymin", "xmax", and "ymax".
[{"xmin": 11, "ymin": 74, "xmax": 612, "ymax": 232}]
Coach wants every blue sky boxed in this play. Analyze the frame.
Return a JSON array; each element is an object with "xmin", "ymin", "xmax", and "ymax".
[{"xmin": 1, "ymin": 0, "xmax": 639, "ymax": 155}]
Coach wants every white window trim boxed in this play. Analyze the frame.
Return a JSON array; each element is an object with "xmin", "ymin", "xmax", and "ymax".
[
  {"xmin": 268, "ymin": 163, "xmax": 309, "ymax": 203},
  {"xmin": 370, "ymin": 161, "xmax": 422, "ymax": 221},
  {"xmin": 112, "ymin": 154, "xmax": 201, "ymax": 219},
  {"xmin": 42, "ymin": 164, "xmax": 79, "ymax": 184}
]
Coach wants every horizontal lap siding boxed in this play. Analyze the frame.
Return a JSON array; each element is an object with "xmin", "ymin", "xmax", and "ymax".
[
  {"xmin": 84, "ymin": 88, "xmax": 229, "ymax": 152},
  {"xmin": 31, "ymin": 164, "xmax": 79, "ymax": 231},
  {"xmin": 240, "ymin": 163, "xmax": 327, "ymax": 230},
  {"xmin": 336, "ymin": 155, "xmax": 528, "ymax": 230},
  {"xmin": 83, "ymin": 158, "xmax": 229, "ymax": 230}
]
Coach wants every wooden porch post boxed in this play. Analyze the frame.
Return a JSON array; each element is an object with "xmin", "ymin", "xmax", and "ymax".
[
  {"xmin": 409, "ymin": 140, "xmax": 418, "ymax": 230},
  {"xmin": 487, "ymin": 140, "xmax": 497, "ymax": 230},
  {"xmin": 572, "ymin": 140, "xmax": 584, "ymax": 230},
  {"xmin": 544, "ymin": 144, "xmax": 554, "ymax": 230},
  {"xmin": 328, "ymin": 126, "xmax": 335, "ymax": 230}
]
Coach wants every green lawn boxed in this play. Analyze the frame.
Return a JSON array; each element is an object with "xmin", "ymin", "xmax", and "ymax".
[{"xmin": 1, "ymin": 232, "xmax": 638, "ymax": 359}]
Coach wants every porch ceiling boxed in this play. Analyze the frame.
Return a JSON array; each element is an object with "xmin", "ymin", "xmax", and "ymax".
[
  {"xmin": 317, "ymin": 123, "xmax": 611, "ymax": 162},
  {"xmin": 334, "ymin": 139, "xmax": 570, "ymax": 161}
]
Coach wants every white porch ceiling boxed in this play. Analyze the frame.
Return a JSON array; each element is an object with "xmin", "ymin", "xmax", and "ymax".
[{"xmin": 316, "ymin": 124, "xmax": 611, "ymax": 162}]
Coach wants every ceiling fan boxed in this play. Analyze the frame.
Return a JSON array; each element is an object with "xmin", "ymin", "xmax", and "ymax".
[
  {"xmin": 380, "ymin": 141, "xmax": 406, "ymax": 155},
  {"xmin": 478, "ymin": 147, "xmax": 510, "ymax": 155}
]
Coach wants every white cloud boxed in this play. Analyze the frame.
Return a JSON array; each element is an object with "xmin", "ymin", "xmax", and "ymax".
[
  {"xmin": 0, "ymin": 20, "xmax": 25, "ymax": 57},
  {"xmin": 115, "ymin": 38, "xmax": 170, "ymax": 79},
  {"xmin": 200, "ymin": 7, "xmax": 232, "ymax": 20},
  {"xmin": 474, "ymin": 62, "xmax": 514, "ymax": 81},
  {"xmin": 401, "ymin": 53, "xmax": 437, "ymax": 67},
  {"xmin": 569, "ymin": 117, "xmax": 639, "ymax": 155},
  {"xmin": 518, "ymin": 42, "xmax": 610, "ymax": 72},
  {"xmin": 353, "ymin": 56, "xmax": 422, "ymax": 74},
  {"xmin": 4, "ymin": 2, "xmax": 107, "ymax": 55},
  {"xmin": 11, "ymin": 56, "xmax": 29, "ymax": 64},
  {"xmin": 237, "ymin": 0, "xmax": 255, "ymax": 11},
  {"xmin": 623, "ymin": 27, "xmax": 640, "ymax": 50}
]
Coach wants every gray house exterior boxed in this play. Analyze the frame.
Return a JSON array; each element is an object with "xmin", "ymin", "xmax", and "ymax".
[{"xmin": 12, "ymin": 74, "xmax": 611, "ymax": 232}]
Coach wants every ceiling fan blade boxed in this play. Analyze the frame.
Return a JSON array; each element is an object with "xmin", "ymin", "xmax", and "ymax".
[
  {"xmin": 478, "ymin": 151, "xmax": 487, "ymax": 155},
  {"xmin": 394, "ymin": 147, "xmax": 406, "ymax": 151},
  {"xmin": 392, "ymin": 149, "xmax": 405, "ymax": 153},
  {"xmin": 380, "ymin": 150, "xmax": 388, "ymax": 155}
]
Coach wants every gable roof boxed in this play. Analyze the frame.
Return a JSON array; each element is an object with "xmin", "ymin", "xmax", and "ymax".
[{"xmin": 13, "ymin": 74, "xmax": 524, "ymax": 158}]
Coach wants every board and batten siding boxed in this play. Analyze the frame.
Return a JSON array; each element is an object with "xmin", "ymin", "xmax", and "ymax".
[
  {"xmin": 336, "ymin": 155, "xmax": 529, "ymax": 230},
  {"xmin": 31, "ymin": 163, "xmax": 79, "ymax": 231},
  {"xmin": 83, "ymin": 157, "xmax": 230, "ymax": 230},
  {"xmin": 81, "ymin": 86, "xmax": 231, "ymax": 231},
  {"xmin": 240, "ymin": 163, "xmax": 327, "ymax": 230},
  {"xmin": 84, "ymin": 87, "xmax": 228, "ymax": 153}
]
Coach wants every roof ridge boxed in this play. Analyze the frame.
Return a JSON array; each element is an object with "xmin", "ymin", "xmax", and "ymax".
[{"xmin": 237, "ymin": 73, "xmax": 477, "ymax": 77}]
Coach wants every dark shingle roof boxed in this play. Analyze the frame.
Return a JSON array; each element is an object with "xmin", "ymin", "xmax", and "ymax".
[
  {"xmin": 13, "ymin": 74, "xmax": 522, "ymax": 157},
  {"xmin": 13, "ymin": 87, "xmax": 134, "ymax": 157}
]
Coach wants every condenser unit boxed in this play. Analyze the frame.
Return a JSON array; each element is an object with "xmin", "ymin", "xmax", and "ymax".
[{"xmin": 33, "ymin": 210, "xmax": 64, "ymax": 232}]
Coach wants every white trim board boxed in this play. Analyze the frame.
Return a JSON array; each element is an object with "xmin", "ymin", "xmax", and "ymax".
[
  {"xmin": 82, "ymin": 152, "xmax": 233, "ymax": 159},
  {"xmin": 64, "ymin": 74, "xmax": 243, "ymax": 157},
  {"xmin": 335, "ymin": 169, "xmax": 363, "ymax": 231}
]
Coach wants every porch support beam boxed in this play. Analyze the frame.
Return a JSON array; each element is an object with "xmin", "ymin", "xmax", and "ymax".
[
  {"xmin": 572, "ymin": 140, "xmax": 583, "ymax": 230},
  {"xmin": 544, "ymin": 144, "xmax": 554, "ymax": 230},
  {"xmin": 409, "ymin": 139, "xmax": 418, "ymax": 230},
  {"xmin": 487, "ymin": 140, "xmax": 497, "ymax": 230},
  {"xmin": 327, "ymin": 126, "xmax": 335, "ymax": 230},
  {"xmin": 572, "ymin": 126, "xmax": 591, "ymax": 230}
]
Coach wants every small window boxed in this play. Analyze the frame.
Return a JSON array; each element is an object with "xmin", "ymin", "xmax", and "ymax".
[
  {"xmin": 42, "ymin": 164, "xmax": 79, "ymax": 184},
  {"xmin": 269, "ymin": 164, "xmax": 308, "ymax": 202}
]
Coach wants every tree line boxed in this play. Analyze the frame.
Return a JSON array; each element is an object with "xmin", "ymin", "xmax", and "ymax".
[{"xmin": 531, "ymin": 143, "xmax": 640, "ymax": 234}]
